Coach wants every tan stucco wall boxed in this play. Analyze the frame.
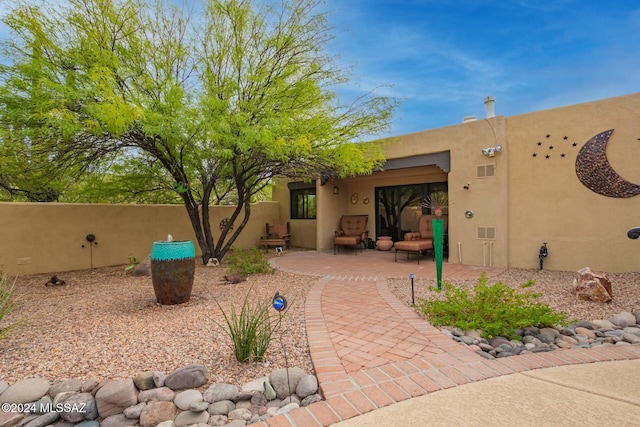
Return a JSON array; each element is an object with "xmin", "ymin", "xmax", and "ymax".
[
  {"xmin": 382, "ymin": 117, "xmax": 509, "ymax": 269},
  {"xmin": 505, "ymin": 93, "xmax": 640, "ymax": 272},
  {"xmin": 0, "ymin": 201, "xmax": 280, "ymax": 276}
]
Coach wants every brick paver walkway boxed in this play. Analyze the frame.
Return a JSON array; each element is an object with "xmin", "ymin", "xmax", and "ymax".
[{"xmin": 259, "ymin": 250, "xmax": 640, "ymax": 427}]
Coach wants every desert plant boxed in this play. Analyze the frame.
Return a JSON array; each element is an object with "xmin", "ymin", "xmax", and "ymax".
[
  {"xmin": 227, "ymin": 247, "xmax": 273, "ymax": 277},
  {"xmin": 124, "ymin": 255, "xmax": 139, "ymax": 274},
  {"xmin": 415, "ymin": 273, "xmax": 569, "ymax": 340},
  {"xmin": 0, "ymin": 270, "xmax": 20, "ymax": 341},
  {"xmin": 213, "ymin": 286, "xmax": 286, "ymax": 363}
]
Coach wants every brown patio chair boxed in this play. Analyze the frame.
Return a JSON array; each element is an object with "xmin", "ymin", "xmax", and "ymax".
[
  {"xmin": 394, "ymin": 214, "xmax": 448, "ymax": 263},
  {"xmin": 260, "ymin": 221, "xmax": 291, "ymax": 250},
  {"xmin": 334, "ymin": 215, "xmax": 368, "ymax": 255}
]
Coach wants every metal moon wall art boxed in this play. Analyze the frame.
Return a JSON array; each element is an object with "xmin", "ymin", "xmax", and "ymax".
[{"xmin": 575, "ymin": 129, "xmax": 640, "ymax": 198}]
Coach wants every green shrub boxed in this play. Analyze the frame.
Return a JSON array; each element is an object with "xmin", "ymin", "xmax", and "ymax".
[
  {"xmin": 0, "ymin": 270, "xmax": 20, "ymax": 341},
  {"xmin": 226, "ymin": 247, "xmax": 272, "ymax": 276},
  {"xmin": 214, "ymin": 285, "xmax": 285, "ymax": 363},
  {"xmin": 415, "ymin": 273, "xmax": 568, "ymax": 340}
]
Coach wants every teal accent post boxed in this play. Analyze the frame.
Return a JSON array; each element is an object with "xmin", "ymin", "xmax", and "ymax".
[{"xmin": 433, "ymin": 218, "xmax": 444, "ymax": 290}]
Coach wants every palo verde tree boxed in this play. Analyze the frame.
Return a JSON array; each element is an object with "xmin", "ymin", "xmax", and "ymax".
[{"xmin": 0, "ymin": 0, "xmax": 395, "ymax": 262}]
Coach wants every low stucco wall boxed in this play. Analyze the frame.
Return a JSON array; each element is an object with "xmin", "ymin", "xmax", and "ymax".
[{"xmin": 0, "ymin": 201, "xmax": 280, "ymax": 276}]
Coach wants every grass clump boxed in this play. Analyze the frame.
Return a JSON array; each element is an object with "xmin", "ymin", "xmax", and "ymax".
[
  {"xmin": 214, "ymin": 285, "xmax": 285, "ymax": 363},
  {"xmin": 415, "ymin": 273, "xmax": 568, "ymax": 340},
  {"xmin": 227, "ymin": 247, "xmax": 272, "ymax": 276},
  {"xmin": 0, "ymin": 270, "xmax": 20, "ymax": 341}
]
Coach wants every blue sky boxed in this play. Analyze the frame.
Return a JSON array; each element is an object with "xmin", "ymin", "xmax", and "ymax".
[
  {"xmin": 1, "ymin": 0, "xmax": 639, "ymax": 138},
  {"xmin": 322, "ymin": 0, "xmax": 640, "ymax": 137}
]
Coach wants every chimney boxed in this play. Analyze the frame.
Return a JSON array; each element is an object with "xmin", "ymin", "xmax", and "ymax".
[
  {"xmin": 462, "ymin": 115, "xmax": 477, "ymax": 123},
  {"xmin": 484, "ymin": 96, "xmax": 495, "ymax": 118}
]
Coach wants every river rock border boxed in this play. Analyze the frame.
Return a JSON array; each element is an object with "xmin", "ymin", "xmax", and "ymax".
[
  {"xmin": 445, "ymin": 310, "xmax": 640, "ymax": 359},
  {"xmin": 0, "ymin": 365, "xmax": 321, "ymax": 427}
]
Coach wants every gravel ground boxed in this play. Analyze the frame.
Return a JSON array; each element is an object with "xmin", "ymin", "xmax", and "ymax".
[
  {"xmin": 0, "ymin": 260, "xmax": 316, "ymax": 387},
  {"xmin": 2, "ymin": 260, "xmax": 639, "ymax": 388},
  {"xmin": 388, "ymin": 269, "xmax": 640, "ymax": 324}
]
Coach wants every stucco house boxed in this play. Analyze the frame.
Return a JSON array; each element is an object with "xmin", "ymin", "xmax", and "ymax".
[{"xmin": 272, "ymin": 92, "xmax": 640, "ymax": 273}]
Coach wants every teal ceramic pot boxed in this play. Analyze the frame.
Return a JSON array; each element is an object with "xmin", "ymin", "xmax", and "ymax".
[{"xmin": 150, "ymin": 240, "xmax": 196, "ymax": 305}]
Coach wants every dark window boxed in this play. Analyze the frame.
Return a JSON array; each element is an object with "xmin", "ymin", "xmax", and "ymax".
[{"xmin": 290, "ymin": 188, "xmax": 316, "ymax": 219}]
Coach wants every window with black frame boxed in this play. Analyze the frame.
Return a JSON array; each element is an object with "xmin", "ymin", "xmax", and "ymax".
[{"xmin": 290, "ymin": 186, "xmax": 317, "ymax": 219}]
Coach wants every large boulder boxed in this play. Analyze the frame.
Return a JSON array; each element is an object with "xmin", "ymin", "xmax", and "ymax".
[{"xmin": 572, "ymin": 267, "xmax": 613, "ymax": 302}]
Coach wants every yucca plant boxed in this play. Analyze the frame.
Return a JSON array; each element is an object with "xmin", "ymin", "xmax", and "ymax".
[
  {"xmin": 0, "ymin": 270, "xmax": 20, "ymax": 341},
  {"xmin": 214, "ymin": 285, "xmax": 286, "ymax": 363}
]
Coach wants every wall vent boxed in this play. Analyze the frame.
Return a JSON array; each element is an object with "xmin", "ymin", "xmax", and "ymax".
[
  {"xmin": 477, "ymin": 164, "xmax": 495, "ymax": 178},
  {"xmin": 477, "ymin": 226, "xmax": 496, "ymax": 240}
]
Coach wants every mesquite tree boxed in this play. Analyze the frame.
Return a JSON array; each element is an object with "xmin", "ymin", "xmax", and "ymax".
[{"xmin": 0, "ymin": 0, "xmax": 394, "ymax": 262}]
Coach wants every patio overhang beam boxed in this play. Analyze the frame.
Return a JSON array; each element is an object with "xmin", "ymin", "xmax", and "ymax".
[{"xmin": 383, "ymin": 151, "xmax": 450, "ymax": 173}]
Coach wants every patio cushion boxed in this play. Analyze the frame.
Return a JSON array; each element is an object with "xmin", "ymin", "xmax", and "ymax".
[{"xmin": 393, "ymin": 240, "xmax": 433, "ymax": 252}]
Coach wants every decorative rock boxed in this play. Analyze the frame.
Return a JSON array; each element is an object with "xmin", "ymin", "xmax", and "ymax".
[
  {"xmin": 139, "ymin": 401, "xmax": 178, "ymax": 427},
  {"xmin": 156, "ymin": 421, "xmax": 175, "ymax": 427},
  {"xmin": 0, "ymin": 411, "xmax": 24, "ymax": 427},
  {"xmin": 241, "ymin": 376, "xmax": 269, "ymax": 394},
  {"xmin": 164, "ymin": 364, "xmax": 207, "ymax": 390},
  {"xmin": 208, "ymin": 400, "xmax": 235, "ymax": 415},
  {"xmin": 100, "ymin": 413, "xmax": 135, "ymax": 427},
  {"xmin": 225, "ymin": 421, "xmax": 249, "ymax": 427},
  {"xmin": 301, "ymin": 394, "xmax": 322, "ymax": 407},
  {"xmin": 174, "ymin": 389, "xmax": 203, "ymax": 411},
  {"xmin": 138, "ymin": 387, "xmax": 175, "ymax": 402},
  {"xmin": 608, "ymin": 312, "xmax": 637, "ymax": 328},
  {"xmin": 189, "ymin": 401, "xmax": 209, "ymax": 412},
  {"xmin": 488, "ymin": 337, "xmax": 510, "ymax": 348},
  {"xmin": 153, "ymin": 371, "xmax": 166, "ymax": 388},
  {"xmin": 208, "ymin": 415, "xmax": 228, "ymax": 426},
  {"xmin": 263, "ymin": 381, "xmax": 276, "ymax": 401},
  {"xmin": 0, "ymin": 378, "xmax": 50, "ymax": 404},
  {"xmin": 235, "ymin": 400, "xmax": 252, "ymax": 410},
  {"xmin": 204, "ymin": 383, "xmax": 239, "ymax": 403},
  {"xmin": 281, "ymin": 395, "xmax": 301, "ymax": 406},
  {"xmin": 575, "ymin": 327, "xmax": 597, "ymax": 339},
  {"xmin": 49, "ymin": 379, "xmax": 83, "ymax": 399},
  {"xmin": 173, "ymin": 410, "xmax": 209, "ymax": 426},
  {"xmin": 590, "ymin": 319, "xmax": 615, "ymax": 330},
  {"xmin": 572, "ymin": 267, "xmax": 613, "ymax": 302},
  {"xmin": 275, "ymin": 402, "xmax": 299, "ymax": 415},
  {"xmin": 133, "ymin": 372, "xmax": 156, "ymax": 391},
  {"xmin": 60, "ymin": 392, "xmax": 94, "ymax": 423},
  {"xmin": 228, "ymin": 408, "xmax": 252, "ymax": 421},
  {"xmin": 624, "ymin": 327, "xmax": 640, "ymax": 337},
  {"xmin": 53, "ymin": 391, "xmax": 75, "ymax": 406},
  {"xmin": 268, "ymin": 368, "xmax": 305, "ymax": 399},
  {"xmin": 123, "ymin": 402, "xmax": 146, "ymax": 419},
  {"xmin": 75, "ymin": 421, "xmax": 100, "ymax": 427},
  {"xmin": 22, "ymin": 411, "xmax": 59, "ymax": 427},
  {"xmin": 0, "ymin": 381, "xmax": 8, "ymax": 395},
  {"xmin": 84, "ymin": 397, "xmax": 99, "ymax": 420},
  {"xmin": 94, "ymin": 378, "xmax": 138, "ymax": 418},
  {"xmin": 250, "ymin": 392, "xmax": 267, "ymax": 406},
  {"xmin": 81, "ymin": 379, "xmax": 99, "ymax": 394},
  {"xmin": 32, "ymin": 396, "xmax": 52, "ymax": 415}
]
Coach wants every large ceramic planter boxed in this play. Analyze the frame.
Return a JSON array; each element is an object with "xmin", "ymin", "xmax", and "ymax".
[{"xmin": 150, "ymin": 240, "xmax": 195, "ymax": 305}]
